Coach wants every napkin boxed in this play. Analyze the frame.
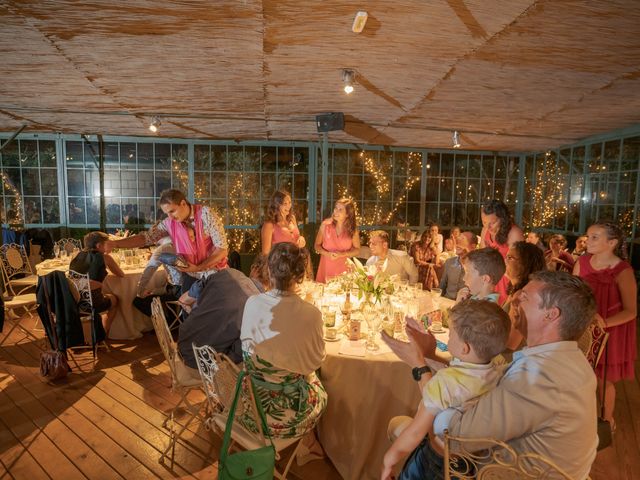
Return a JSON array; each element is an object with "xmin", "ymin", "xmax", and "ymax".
[{"xmin": 338, "ymin": 340, "xmax": 367, "ymax": 357}]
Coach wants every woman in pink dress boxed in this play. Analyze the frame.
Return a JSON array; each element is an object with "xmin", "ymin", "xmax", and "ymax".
[
  {"xmin": 574, "ymin": 221, "xmax": 637, "ymax": 428},
  {"xmin": 261, "ymin": 190, "xmax": 306, "ymax": 255},
  {"xmin": 314, "ymin": 198, "xmax": 360, "ymax": 283},
  {"xmin": 479, "ymin": 200, "xmax": 524, "ymax": 304}
]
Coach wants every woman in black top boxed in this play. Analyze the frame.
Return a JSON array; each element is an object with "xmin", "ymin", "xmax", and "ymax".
[{"xmin": 70, "ymin": 231, "xmax": 124, "ymax": 335}]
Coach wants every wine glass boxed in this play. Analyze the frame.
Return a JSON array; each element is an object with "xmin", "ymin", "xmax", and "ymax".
[
  {"xmin": 431, "ymin": 288, "xmax": 442, "ymax": 309},
  {"xmin": 362, "ymin": 302, "xmax": 381, "ymax": 351},
  {"xmin": 53, "ymin": 244, "xmax": 60, "ymax": 259}
]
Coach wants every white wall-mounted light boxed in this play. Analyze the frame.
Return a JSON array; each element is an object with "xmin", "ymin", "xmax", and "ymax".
[
  {"xmin": 352, "ymin": 11, "xmax": 368, "ymax": 33},
  {"xmin": 149, "ymin": 116, "xmax": 161, "ymax": 133},
  {"xmin": 342, "ymin": 69, "xmax": 355, "ymax": 94},
  {"xmin": 452, "ymin": 131, "xmax": 461, "ymax": 148}
]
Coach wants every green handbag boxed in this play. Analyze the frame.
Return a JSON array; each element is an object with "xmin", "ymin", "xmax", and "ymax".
[{"xmin": 219, "ymin": 370, "xmax": 276, "ymax": 480}]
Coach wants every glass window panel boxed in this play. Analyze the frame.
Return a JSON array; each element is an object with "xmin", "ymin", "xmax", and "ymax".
[
  {"xmin": 261, "ymin": 174, "xmax": 276, "ymax": 200},
  {"xmin": 39, "ymin": 140, "xmax": 57, "ymax": 168},
  {"xmin": 155, "ymin": 143, "xmax": 171, "ymax": 170},
  {"xmin": 41, "ymin": 169, "xmax": 58, "ymax": 196},
  {"xmin": 139, "ymin": 198, "xmax": 156, "ymax": 224},
  {"xmin": 171, "ymin": 169, "xmax": 188, "ymax": 192},
  {"xmin": 83, "ymin": 142, "xmax": 100, "ymax": 169},
  {"xmin": 67, "ymin": 169, "xmax": 84, "ymax": 196},
  {"xmin": 194, "ymin": 144, "xmax": 210, "ymax": 171},
  {"xmin": 42, "ymin": 197, "xmax": 59, "ymax": 223},
  {"xmin": 603, "ymin": 140, "xmax": 620, "ymax": 166},
  {"xmin": 293, "ymin": 173, "xmax": 307, "ymax": 201},
  {"xmin": 466, "ymin": 204, "xmax": 479, "ymax": 226},
  {"xmin": 86, "ymin": 197, "xmax": 100, "ymax": 224},
  {"xmin": 245, "ymin": 146, "xmax": 261, "ymax": 171},
  {"xmin": 122, "ymin": 200, "xmax": 140, "ymax": 224},
  {"xmin": 455, "ymin": 154, "xmax": 468, "ymax": 176},
  {"xmin": 426, "ymin": 176, "xmax": 439, "ymax": 201},
  {"xmin": 23, "ymin": 197, "xmax": 41, "ymax": 223},
  {"xmin": 103, "ymin": 142, "xmax": 119, "ymax": 168},
  {"xmin": 211, "ymin": 145, "xmax": 227, "ymax": 170},
  {"xmin": 332, "ymin": 149, "xmax": 349, "ymax": 175},
  {"xmin": 621, "ymin": 136, "xmax": 640, "ymax": 170},
  {"xmin": 106, "ymin": 198, "xmax": 121, "ymax": 224},
  {"xmin": 172, "ymin": 144, "xmax": 188, "ymax": 170},
  {"xmin": 121, "ymin": 142, "xmax": 137, "ymax": 170},
  {"xmin": 468, "ymin": 155, "xmax": 481, "ymax": 177},
  {"xmin": 278, "ymin": 147, "xmax": 293, "ymax": 171},
  {"xmin": 65, "ymin": 142, "xmax": 84, "ymax": 167},
  {"xmin": 391, "ymin": 152, "xmax": 405, "ymax": 176},
  {"xmin": 210, "ymin": 175, "xmax": 226, "ymax": 198},
  {"xmin": 106, "ymin": 170, "xmax": 125, "ymax": 197},
  {"xmin": 68, "ymin": 197, "xmax": 86, "ymax": 224},
  {"xmin": 4, "ymin": 168, "xmax": 21, "ymax": 189},
  {"xmin": 277, "ymin": 172, "xmax": 293, "ymax": 193},
  {"xmin": 85, "ymin": 170, "xmax": 100, "ymax": 198},
  {"xmin": 19, "ymin": 140, "xmax": 38, "ymax": 167},
  {"xmin": 349, "ymin": 150, "xmax": 364, "ymax": 175},
  {"xmin": 468, "ymin": 178, "xmax": 480, "ymax": 203},
  {"xmin": 138, "ymin": 143, "xmax": 154, "ymax": 169},
  {"xmin": 21, "ymin": 169, "xmax": 40, "ymax": 195},
  {"xmin": 155, "ymin": 171, "xmax": 171, "ymax": 195},
  {"xmin": 1, "ymin": 142, "xmax": 19, "ymax": 167},
  {"xmin": 228, "ymin": 146, "xmax": 244, "ymax": 171},
  {"xmin": 261, "ymin": 146, "xmax": 277, "ymax": 172},
  {"xmin": 441, "ymin": 154, "xmax": 454, "ymax": 175},
  {"xmin": 195, "ymin": 173, "xmax": 211, "ymax": 200},
  {"xmin": 137, "ymin": 171, "xmax": 154, "ymax": 197}
]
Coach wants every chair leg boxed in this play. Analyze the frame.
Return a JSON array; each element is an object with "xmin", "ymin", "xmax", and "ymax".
[
  {"xmin": 159, "ymin": 388, "xmax": 204, "ymax": 468},
  {"xmin": 276, "ymin": 439, "xmax": 303, "ymax": 480}
]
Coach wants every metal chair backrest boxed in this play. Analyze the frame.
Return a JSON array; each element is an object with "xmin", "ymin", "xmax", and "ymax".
[
  {"xmin": 443, "ymin": 429, "xmax": 582, "ymax": 480},
  {"xmin": 0, "ymin": 243, "xmax": 33, "ymax": 281},
  {"xmin": 192, "ymin": 343, "xmax": 241, "ymax": 415},
  {"xmin": 57, "ymin": 238, "xmax": 82, "ymax": 256},
  {"xmin": 67, "ymin": 269, "xmax": 93, "ymax": 316},
  {"xmin": 150, "ymin": 297, "xmax": 179, "ymax": 381}
]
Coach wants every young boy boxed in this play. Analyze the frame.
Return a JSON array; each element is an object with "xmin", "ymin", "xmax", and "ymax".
[
  {"xmin": 456, "ymin": 247, "xmax": 505, "ymax": 303},
  {"xmin": 381, "ymin": 300, "xmax": 511, "ymax": 480}
]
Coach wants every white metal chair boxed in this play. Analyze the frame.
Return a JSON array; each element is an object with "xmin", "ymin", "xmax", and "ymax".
[
  {"xmin": 0, "ymin": 287, "xmax": 39, "ymax": 347},
  {"xmin": 443, "ymin": 429, "xmax": 589, "ymax": 479},
  {"xmin": 56, "ymin": 238, "xmax": 82, "ymax": 257},
  {"xmin": 165, "ymin": 300, "xmax": 183, "ymax": 331},
  {"xmin": 66, "ymin": 269, "xmax": 109, "ymax": 363},
  {"xmin": 192, "ymin": 343, "xmax": 303, "ymax": 479},
  {"xmin": 0, "ymin": 243, "xmax": 39, "ymax": 296},
  {"xmin": 150, "ymin": 297, "xmax": 205, "ymax": 468}
]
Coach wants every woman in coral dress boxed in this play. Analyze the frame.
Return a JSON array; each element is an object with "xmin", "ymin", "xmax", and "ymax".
[
  {"xmin": 261, "ymin": 190, "xmax": 306, "ymax": 255},
  {"xmin": 315, "ymin": 198, "xmax": 360, "ymax": 283},
  {"xmin": 574, "ymin": 221, "xmax": 637, "ymax": 428}
]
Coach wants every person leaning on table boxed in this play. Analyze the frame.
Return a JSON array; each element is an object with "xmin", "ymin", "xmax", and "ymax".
[
  {"xmin": 105, "ymin": 189, "xmax": 228, "ymax": 293},
  {"xmin": 383, "ymin": 270, "xmax": 598, "ymax": 480},
  {"xmin": 366, "ymin": 230, "xmax": 419, "ymax": 284}
]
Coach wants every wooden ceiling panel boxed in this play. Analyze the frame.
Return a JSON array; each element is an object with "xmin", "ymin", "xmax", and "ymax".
[{"xmin": 0, "ymin": 0, "xmax": 638, "ymax": 151}]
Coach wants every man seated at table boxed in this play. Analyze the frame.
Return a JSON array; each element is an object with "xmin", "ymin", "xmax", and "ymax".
[
  {"xmin": 439, "ymin": 231, "xmax": 477, "ymax": 300},
  {"xmin": 366, "ymin": 230, "xmax": 418, "ymax": 284},
  {"xmin": 383, "ymin": 270, "xmax": 598, "ymax": 479},
  {"xmin": 105, "ymin": 188, "xmax": 228, "ymax": 293},
  {"xmin": 177, "ymin": 268, "xmax": 259, "ymax": 368},
  {"xmin": 70, "ymin": 231, "xmax": 124, "ymax": 336}
]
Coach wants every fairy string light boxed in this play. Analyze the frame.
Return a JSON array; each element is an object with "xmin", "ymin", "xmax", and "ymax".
[{"xmin": 1, "ymin": 171, "xmax": 24, "ymax": 224}]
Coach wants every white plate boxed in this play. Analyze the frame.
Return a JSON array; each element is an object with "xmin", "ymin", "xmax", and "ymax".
[
  {"xmin": 324, "ymin": 336, "xmax": 341, "ymax": 342},
  {"xmin": 429, "ymin": 328, "xmax": 445, "ymax": 334}
]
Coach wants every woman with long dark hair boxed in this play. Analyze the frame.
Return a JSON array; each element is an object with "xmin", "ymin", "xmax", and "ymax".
[
  {"xmin": 479, "ymin": 200, "xmax": 524, "ymax": 303},
  {"xmin": 261, "ymin": 190, "xmax": 306, "ymax": 255},
  {"xmin": 315, "ymin": 198, "xmax": 360, "ymax": 283}
]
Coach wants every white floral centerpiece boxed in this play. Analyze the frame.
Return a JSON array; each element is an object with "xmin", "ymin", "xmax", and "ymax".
[{"xmin": 346, "ymin": 257, "xmax": 396, "ymax": 304}]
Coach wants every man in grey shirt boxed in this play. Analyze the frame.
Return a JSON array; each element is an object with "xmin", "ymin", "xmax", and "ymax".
[
  {"xmin": 384, "ymin": 271, "xmax": 598, "ymax": 479},
  {"xmin": 178, "ymin": 268, "xmax": 258, "ymax": 367},
  {"xmin": 439, "ymin": 231, "xmax": 477, "ymax": 300}
]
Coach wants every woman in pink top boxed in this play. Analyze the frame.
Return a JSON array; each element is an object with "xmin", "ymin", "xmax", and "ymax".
[
  {"xmin": 261, "ymin": 190, "xmax": 306, "ymax": 255},
  {"xmin": 314, "ymin": 198, "xmax": 360, "ymax": 283},
  {"xmin": 479, "ymin": 200, "xmax": 524, "ymax": 304}
]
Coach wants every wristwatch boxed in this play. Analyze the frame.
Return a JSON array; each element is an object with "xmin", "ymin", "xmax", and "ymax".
[{"xmin": 412, "ymin": 365, "xmax": 432, "ymax": 381}]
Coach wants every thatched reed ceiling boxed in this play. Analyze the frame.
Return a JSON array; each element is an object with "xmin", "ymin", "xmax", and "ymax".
[{"xmin": 1, "ymin": 0, "xmax": 639, "ymax": 152}]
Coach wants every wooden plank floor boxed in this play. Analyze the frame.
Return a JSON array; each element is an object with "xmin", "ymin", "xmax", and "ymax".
[{"xmin": 1, "ymin": 312, "xmax": 638, "ymax": 479}]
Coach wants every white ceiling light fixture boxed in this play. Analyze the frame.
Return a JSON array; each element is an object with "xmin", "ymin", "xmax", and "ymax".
[
  {"xmin": 452, "ymin": 130, "xmax": 461, "ymax": 148},
  {"xmin": 149, "ymin": 116, "xmax": 161, "ymax": 133},
  {"xmin": 352, "ymin": 11, "xmax": 368, "ymax": 33},
  {"xmin": 342, "ymin": 69, "xmax": 355, "ymax": 94}
]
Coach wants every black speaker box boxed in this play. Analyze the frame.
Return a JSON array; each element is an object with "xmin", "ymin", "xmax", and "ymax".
[{"xmin": 316, "ymin": 112, "xmax": 344, "ymax": 132}]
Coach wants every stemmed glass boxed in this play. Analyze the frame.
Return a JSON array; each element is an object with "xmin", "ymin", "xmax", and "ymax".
[
  {"xmin": 53, "ymin": 244, "xmax": 60, "ymax": 259},
  {"xmin": 431, "ymin": 288, "xmax": 442, "ymax": 309},
  {"xmin": 362, "ymin": 301, "xmax": 381, "ymax": 351}
]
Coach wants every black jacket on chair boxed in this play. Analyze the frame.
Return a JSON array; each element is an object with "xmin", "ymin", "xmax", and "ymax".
[{"xmin": 36, "ymin": 271, "xmax": 85, "ymax": 351}]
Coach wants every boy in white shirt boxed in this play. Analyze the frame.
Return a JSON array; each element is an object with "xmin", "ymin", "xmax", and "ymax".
[{"xmin": 382, "ymin": 300, "xmax": 511, "ymax": 480}]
